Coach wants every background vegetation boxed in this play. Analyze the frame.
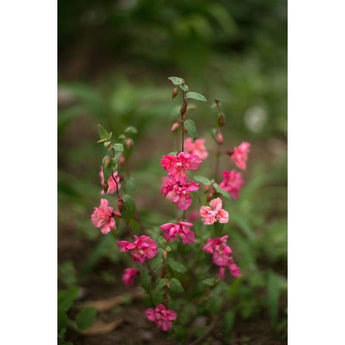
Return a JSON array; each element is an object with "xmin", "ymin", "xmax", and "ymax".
[{"xmin": 58, "ymin": 0, "xmax": 287, "ymax": 343}]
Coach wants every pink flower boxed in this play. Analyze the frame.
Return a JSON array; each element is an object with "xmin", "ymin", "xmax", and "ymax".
[
  {"xmin": 219, "ymin": 170, "xmax": 244, "ymax": 199},
  {"xmin": 231, "ymin": 142, "xmax": 251, "ymax": 170},
  {"xmin": 117, "ymin": 235, "xmax": 157, "ymax": 263},
  {"xmin": 99, "ymin": 166, "xmax": 121, "ymax": 194},
  {"xmin": 161, "ymin": 176, "xmax": 200, "ymax": 210},
  {"xmin": 200, "ymin": 198, "xmax": 229, "ymax": 225},
  {"xmin": 145, "ymin": 304, "xmax": 177, "ymax": 331},
  {"xmin": 228, "ymin": 257, "xmax": 242, "ymax": 278},
  {"xmin": 91, "ymin": 199, "xmax": 117, "ymax": 234},
  {"xmin": 160, "ymin": 221, "xmax": 195, "ymax": 244},
  {"xmin": 161, "ymin": 152, "xmax": 202, "ymax": 179},
  {"xmin": 203, "ymin": 235, "xmax": 232, "ymax": 267},
  {"xmin": 122, "ymin": 268, "xmax": 140, "ymax": 286},
  {"xmin": 184, "ymin": 138, "xmax": 209, "ymax": 160}
]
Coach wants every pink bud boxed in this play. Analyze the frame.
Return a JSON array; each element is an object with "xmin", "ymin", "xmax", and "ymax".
[
  {"xmin": 171, "ymin": 121, "xmax": 180, "ymax": 132},
  {"xmin": 126, "ymin": 138, "xmax": 132, "ymax": 149},
  {"xmin": 216, "ymin": 130, "xmax": 223, "ymax": 145}
]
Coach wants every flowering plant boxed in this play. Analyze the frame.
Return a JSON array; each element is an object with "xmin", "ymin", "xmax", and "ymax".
[{"xmin": 90, "ymin": 76, "xmax": 251, "ymax": 339}]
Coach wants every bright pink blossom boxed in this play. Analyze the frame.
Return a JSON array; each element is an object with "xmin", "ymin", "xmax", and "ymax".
[
  {"xmin": 161, "ymin": 152, "xmax": 202, "ymax": 179},
  {"xmin": 203, "ymin": 236, "xmax": 241, "ymax": 279},
  {"xmin": 161, "ymin": 176, "xmax": 200, "ymax": 210},
  {"xmin": 219, "ymin": 170, "xmax": 244, "ymax": 199},
  {"xmin": 184, "ymin": 138, "xmax": 209, "ymax": 160},
  {"xmin": 203, "ymin": 235, "xmax": 232, "ymax": 266},
  {"xmin": 160, "ymin": 221, "xmax": 195, "ymax": 244},
  {"xmin": 91, "ymin": 198, "xmax": 117, "ymax": 234},
  {"xmin": 145, "ymin": 304, "xmax": 177, "ymax": 331},
  {"xmin": 200, "ymin": 198, "xmax": 229, "ymax": 224},
  {"xmin": 117, "ymin": 235, "xmax": 157, "ymax": 263},
  {"xmin": 99, "ymin": 166, "xmax": 121, "ymax": 194},
  {"xmin": 122, "ymin": 268, "xmax": 140, "ymax": 286},
  {"xmin": 231, "ymin": 142, "xmax": 251, "ymax": 170}
]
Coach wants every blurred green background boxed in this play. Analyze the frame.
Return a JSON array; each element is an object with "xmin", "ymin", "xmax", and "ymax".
[{"xmin": 58, "ymin": 0, "xmax": 287, "ymax": 343}]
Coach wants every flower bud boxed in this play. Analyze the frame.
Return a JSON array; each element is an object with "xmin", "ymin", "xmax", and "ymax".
[
  {"xmin": 216, "ymin": 130, "xmax": 223, "ymax": 145},
  {"xmin": 104, "ymin": 156, "xmax": 112, "ymax": 167},
  {"xmin": 119, "ymin": 153, "xmax": 125, "ymax": 166},
  {"xmin": 118, "ymin": 198, "xmax": 124, "ymax": 212},
  {"xmin": 171, "ymin": 121, "xmax": 180, "ymax": 132},
  {"xmin": 126, "ymin": 138, "xmax": 132, "ymax": 149},
  {"xmin": 163, "ymin": 250, "xmax": 168, "ymax": 259},
  {"xmin": 180, "ymin": 102, "xmax": 187, "ymax": 116},
  {"xmin": 172, "ymin": 87, "xmax": 179, "ymax": 99},
  {"xmin": 218, "ymin": 114, "xmax": 225, "ymax": 127}
]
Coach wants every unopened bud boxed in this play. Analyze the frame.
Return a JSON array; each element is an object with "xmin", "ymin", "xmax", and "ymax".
[
  {"xmin": 119, "ymin": 153, "xmax": 125, "ymax": 166},
  {"xmin": 103, "ymin": 182, "xmax": 108, "ymax": 194},
  {"xmin": 118, "ymin": 198, "xmax": 124, "ymax": 212},
  {"xmin": 216, "ymin": 130, "xmax": 223, "ymax": 145},
  {"xmin": 172, "ymin": 87, "xmax": 179, "ymax": 99},
  {"xmin": 226, "ymin": 150, "xmax": 234, "ymax": 156},
  {"xmin": 104, "ymin": 156, "xmax": 112, "ymax": 167},
  {"xmin": 126, "ymin": 138, "xmax": 132, "ymax": 149},
  {"xmin": 163, "ymin": 250, "xmax": 168, "ymax": 259},
  {"xmin": 218, "ymin": 114, "xmax": 225, "ymax": 127},
  {"xmin": 180, "ymin": 102, "xmax": 187, "ymax": 116},
  {"xmin": 171, "ymin": 121, "xmax": 180, "ymax": 132}
]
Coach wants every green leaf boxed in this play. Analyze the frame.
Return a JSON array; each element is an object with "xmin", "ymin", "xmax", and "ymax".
[
  {"xmin": 213, "ymin": 183, "xmax": 231, "ymax": 199},
  {"xmin": 151, "ymin": 256, "xmax": 163, "ymax": 271},
  {"xmin": 97, "ymin": 124, "xmax": 112, "ymax": 140},
  {"xmin": 121, "ymin": 194, "xmax": 136, "ymax": 221},
  {"xmin": 113, "ymin": 143, "xmax": 124, "ymax": 152},
  {"xmin": 167, "ymin": 258, "xmax": 187, "ymax": 273},
  {"xmin": 185, "ymin": 91, "xmax": 207, "ymax": 102},
  {"xmin": 179, "ymin": 83, "xmax": 189, "ymax": 92},
  {"xmin": 202, "ymin": 278, "xmax": 216, "ymax": 286},
  {"xmin": 104, "ymin": 141, "xmax": 111, "ymax": 147},
  {"xmin": 140, "ymin": 269, "xmax": 151, "ymax": 291},
  {"xmin": 267, "ymin": 272, "xmax": 281, "ymax": 326},
  {"xmin": 184, "ymin": 119, "xmax": 198, "ymax": 139},
  {"xmin": 194, "ymin": 176, "xmax": 212, "ymax": 185},
  {"xmin": 170, "ymin": 278, "xmax": 184, "ymax": 293},
  {"xmin": 157, "ymin": 278, "xmax": 169, "ymax": 289},
  {"xmin": 124, "ymin": 126, "xmax": 138, "ymax": 136},
  {"xmin": 58, "ymin": 287, "xmax": 79, "ymax": 312},
  {"xmin": 168, "ymin": 76, "xmax": 184, "ymax": 86},
  {"xmin": 58, "ymin": 309, "xmax": 68, "ymax": 331},
  {"xmin": 76, "ymin": 307, "xmax": 97, "ymax": 330}
]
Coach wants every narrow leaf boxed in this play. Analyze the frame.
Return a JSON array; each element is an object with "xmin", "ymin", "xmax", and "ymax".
[
  {"xmin": 194, "ymin": 176, "xmax": 212, "ymax": 185},
  {"xmin": 185, "ymin": 91, "xmax": 207, "ymax": 102},
  {"xmin": 168, "ymin": 76, "xmax": 184, "ymax": 86}
]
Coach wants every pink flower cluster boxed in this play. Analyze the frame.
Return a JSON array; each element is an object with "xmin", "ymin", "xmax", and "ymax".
[
  {"xmin": 160, "ymin": 152, "xmax": 201, "ymax": 210},
  {"xmin": 117, "ymin": 235, "xmax": 157, "ymax": 263},
  {"xmin": 203, "ymin": 235, "xmax": 241, "ymax": 279},
  {"xmin": 184, "ymin": 138, "xmax": 208, "ymax": 160},
  {"xmin": 99, "ymin": 166, "xmax": 121, "ymax": 194},
  {"xmin": 145, "ymin": 304, "xmax": 177, "ymax": 331},
  {"xmin": 122, "ymin": 267, "xmax": 140, "ymax": 286},
  {"xmin": 231, "ymin": 142, "xmax": 251, "ymax": 171},
  {"xmin": 200, "ymin": 198, "xmax": 229, "ymax": 225},
  {"xmin": 219, "ymin": 170, "xmax": 244, "ymax": 199},
  {"xmin": 160, "ymin": 221, "xmax": 195, "ymax": 244},
  {"xmin": 91, "ymin": 198, "xmax": 119, "ymax": 234}
]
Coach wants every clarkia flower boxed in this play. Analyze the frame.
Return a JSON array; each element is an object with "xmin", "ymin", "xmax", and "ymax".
[
  {"xmin": 203, "ymin": 236, "xmax": 241, "ymax": 279},
  {"xmin": 200, "ymin": 198, "xmax": 229, "ymax": 224},
  {"xmin": 117, "ymin": 235, "xmax": 157, "ymax": 263},
  {"xmin": 91, "ymin": 198, "xmax": 117, "ymax": 234},
  {"xmin": 184, "ymin": 138, "xmax": 208, "ymax": 160},
  {"xmin": 161, "ymin": 152, "xmax": 202, "ymax": 179},
  {"xmin": 99, "ymin": 166, "xmax": 121, "ymax": 194},
  {"xmin": 161, "ymin": 176, "xmax": 200, "ymax": 210},
  {"xmin": 145, "ymin": 304, "xmax": 177, "ymax": 331},
  {"xmin": 122, "ymin": 268, "xmax": 140, "ymax": 286},
  {"xmin": 160, "ymin": 221, "xmax": 195, "ymax": 244},
  {"xmin": 231, "ymin": 142, "xmax": 251, "ymax": 170},
  {"xmin": 219, "ymin": 170, "xmax": 244, "ymax": 199}
]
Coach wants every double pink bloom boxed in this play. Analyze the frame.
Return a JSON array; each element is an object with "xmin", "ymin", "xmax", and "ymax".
[
  {"xmin": 160, "ymin": 221, "xmax": 195, "ymax": 244},
  {"xmin": 91, "ymin": 198, "xmax": 119, "ymax": 234},
  {"xmin": 231, "ymin": 142, "xmax": 251, "ymax": 170},
  {"xmin": 99, "ymin": 166, "xmax": 121, "ymax": 194},
  {"xmin": 122, "ymin": 267, "xmax": 140, "ymax": 286},
  {"xmin": 145, "ymin": 304, "xmax": 177, "ymax": 331},
  {"xmin": 219, "ymin": 170, "xmax": 244, "ymax": 199},
  {"xmin": 200, "ymin": 198, "xmax": 229, "ymax": 225},
  {"xmin": 117, "ymin": 235, "xmax": 157, "ymax": 263},
  {"xmin": 203, "ymin": 235, "xmax": 241, "ymax": 279},
  {"xmin": 161, "ymin": 152, "xmax": 202, "ymax": 179},
  {"xmin": 184, "ymin": 138, "xmax": 208, "ymax": 160}
]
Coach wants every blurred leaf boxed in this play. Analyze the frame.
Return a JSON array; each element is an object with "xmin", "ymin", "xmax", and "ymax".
[
  {"xmin": 194, "ymin": 176, "xmax": 212, "ymax": 185},
  {"xmin": 124, "ymin": 126, "xmax": 138, "ymax": 136},
  {"xmin": 185, "ymin": 91, "xmax": 207, "ymax": 102},
  {"xmin": 140, "ymin": 269, "xmax": 151, "ymax": 291},
  {"xmin": 170, "ymin": 278, "xmax": 184, "ymax": 293},
  {"xmin": 267, "ymin": 271, "xmax": 281, "ymax": 326},
  {"xmin": 121, "ymin": 194, "xmax": 136, "ymax": 221},
  {"xmin": 157, "ymin": 278, "xmax": 168, "ymax": 289},
  {"xmin": 168, "ymin": 76, "xmax": 184, "ymax": 86},
  {"xmin": 184, "ymin": 119, "xmax": 198, "ymax": 139},
  {"xmin": 58, "ymin": 309, "xmax": 68, "ymax": 331},
  {"xmin": 97, "ymin": 124, "xmax": 112, "ymax": 141},
  {"xmin": 113, "ymin": 143, "xmax": 124, "ymax": 152},
  {"xmin": 167, "ymin": 257, "xmax": 187, "ymax": 273},
  {"xmin": 214, "ymin": 183, "xmax": 231, "ymax": 199},
  {"xmin": 58, "ymin": 287, "xmax": 79, "ymax": 312},
  {"xmin": 76, "ymin": 307, "xmax": 97, "ymax": 330}
]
